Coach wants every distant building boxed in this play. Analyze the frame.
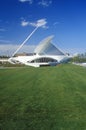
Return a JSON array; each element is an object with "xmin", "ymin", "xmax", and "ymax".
[
  {"xmin": 14, "ymin": 53, "xmax": 27, "ymax": 57},
  {"xmin": 14, "ymin": 53, "xmax": 36, "ymax": 57}
]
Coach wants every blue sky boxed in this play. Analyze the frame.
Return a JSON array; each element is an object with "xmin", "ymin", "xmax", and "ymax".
[{"xmin": 0, "ymin": 0, "xmax": 86, "ymax": 55}]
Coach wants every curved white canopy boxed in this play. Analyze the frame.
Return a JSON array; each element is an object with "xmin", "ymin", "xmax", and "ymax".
[{"xmin": 34, "ymin": 35, "xmax": 64, "ymax": 55}]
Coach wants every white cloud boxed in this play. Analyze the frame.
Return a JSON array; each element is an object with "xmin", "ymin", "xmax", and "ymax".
[
  {"xmin": 21, "ymin": 20, "xmax": 36, "ymax": 27},
  {"xmin": 0, "ymin": 44, "xmax": 36, "ymax": 56},
  {"xmin": 42, "ymin": 25, "xmax": 49, "ymax": 29},
  {"xmin": 21, "ymin": 18, "xmax": 48, "ymax": 29},
  {"xmin": 19, "ymin": 0, "xmax": 33, "ymax": 4},
  {"xmin": 19, "ymin": 0, "xmax": 52, "ymax": 7},
  {"xmin": 21, "ymin": 21, "xmax": 29, "ymax": 26},
  {"xmin": 38, "ymin": 0, "xmax": 52, "ymax": 7},
  {"xmin": 36, "ymin": 19, "xmax": 47, "ymax": 27},
  {"xmin": 53, "ymin": 22, "xmax": 59, "ymax": 26}
]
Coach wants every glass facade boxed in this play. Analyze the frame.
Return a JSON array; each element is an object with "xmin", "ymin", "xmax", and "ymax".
[{"xmin": 28, "ymin": 57, "xmax": 57, "ymax": 63}]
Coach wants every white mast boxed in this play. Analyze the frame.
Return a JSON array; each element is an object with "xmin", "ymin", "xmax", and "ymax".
[
  {"xmin": 11, "ymin": 18, "xmax": 47, "ymax": 57},
  {"xmin": 12, "ymin": 26, "xmax": 38, "ymax": 57}
]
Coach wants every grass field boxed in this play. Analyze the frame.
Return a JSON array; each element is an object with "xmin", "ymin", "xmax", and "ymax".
[{"xmin": 0, "ymin": 64, "xmax": 86, "ymax": 130}]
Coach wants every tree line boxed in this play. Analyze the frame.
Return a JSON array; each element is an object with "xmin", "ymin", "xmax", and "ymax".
[{"xmin": 71, "ymin": 53, "xmax": 86, "ymax": 63}]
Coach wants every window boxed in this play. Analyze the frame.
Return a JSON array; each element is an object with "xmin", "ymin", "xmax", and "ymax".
[{"xmin": 29, "ymin": 57, "xmax": 57, "ymax": 63}]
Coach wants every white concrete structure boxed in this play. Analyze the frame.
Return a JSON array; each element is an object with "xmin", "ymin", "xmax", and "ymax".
[
  {"xmin": 8, "ymin": 36, "xmax": 71, "ymax": 67},
  {"xmin": 72, "ymin": 62, "xmax": 86, "ymax": 67}
]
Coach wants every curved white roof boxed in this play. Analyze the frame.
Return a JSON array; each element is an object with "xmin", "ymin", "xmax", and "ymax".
[{"xmin": 34, "ymin": 35, "xmax": 65, "ymax": 55}]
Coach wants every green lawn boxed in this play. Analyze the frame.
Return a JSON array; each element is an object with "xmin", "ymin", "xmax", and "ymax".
[{"xmin": 0, "ymin": 64, "xmax": 86, "ymax": 130}]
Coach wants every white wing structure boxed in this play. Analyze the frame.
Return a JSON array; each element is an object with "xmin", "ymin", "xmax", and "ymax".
[
  {"xmin": 9, "ymin": 36, "xmax": 71, "ymax": 67},
  {"xmin": 34, "ymin": 35, "xmax": 65, "ymax": 55}
]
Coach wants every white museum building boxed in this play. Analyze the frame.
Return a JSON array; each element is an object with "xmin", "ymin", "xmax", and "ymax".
[{"xmin": 9, "ymin": 35, "xmax": 71, "ymax": 67}]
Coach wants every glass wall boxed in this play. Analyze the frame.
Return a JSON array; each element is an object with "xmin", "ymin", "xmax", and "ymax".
[{"xmin": 28, "ymin": 57, "xmax": 57, "ymax": 63}]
